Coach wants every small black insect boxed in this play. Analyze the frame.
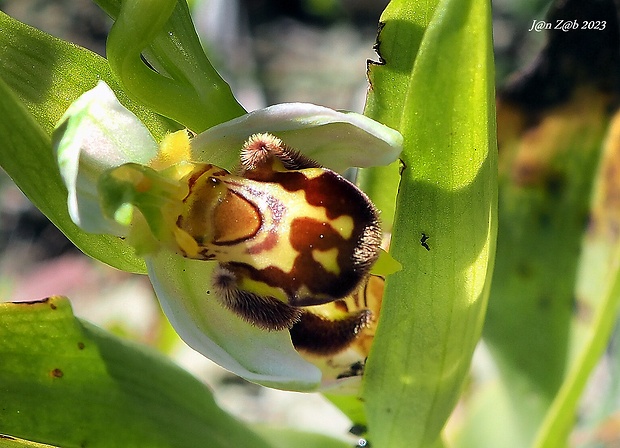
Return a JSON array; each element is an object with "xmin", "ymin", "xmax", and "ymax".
[{"xmin": 420, "ymin": 233, "xmax": 430, "ymax": 251}]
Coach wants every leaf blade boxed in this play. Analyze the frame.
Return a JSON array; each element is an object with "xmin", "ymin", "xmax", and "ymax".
[
  {"xmin": 363, "ymin": 0, "xmax": 497, "ymax": 446},
  {"xmin": 0, "ymin": 297, "xmax": 273, "ymax": 448},
  {"xmin": 0, "ymin": 11, "xmax": 174, "ymax": 139},
  {"xmin": 0, "ymin": 76, "xmax": 147, "ymax": 273}
]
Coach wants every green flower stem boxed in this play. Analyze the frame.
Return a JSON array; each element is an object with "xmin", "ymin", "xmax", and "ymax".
[
  {"xmin": 106, "ymin": 0, "xmax": 245, "ymax": 131},
  {"xmin": 533, "ymin": 241, "xmax": 620, "ymax": 447}
]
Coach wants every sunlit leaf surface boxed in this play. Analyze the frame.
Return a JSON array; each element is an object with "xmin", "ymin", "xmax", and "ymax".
[{"xmin": 0, "ymin": 297, "xmax": 273, "ymax": 448}]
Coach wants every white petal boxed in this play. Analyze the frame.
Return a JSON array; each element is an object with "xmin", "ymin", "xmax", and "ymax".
[
  {"xmin": 146, "ymin": 250, "xmax": 322, "ymax": 391},
  {"xmin": 190, "ymin": 103, "xmax": 403, "ymax": 172},
  {"xmin": 53, "ymin": 81, "xmax": 159, "ymax": 233}
]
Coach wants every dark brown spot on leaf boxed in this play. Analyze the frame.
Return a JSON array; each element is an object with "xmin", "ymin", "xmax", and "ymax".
[{"xmin": 50, "ymin": 368, "xmax": 64, "ymax": 378}]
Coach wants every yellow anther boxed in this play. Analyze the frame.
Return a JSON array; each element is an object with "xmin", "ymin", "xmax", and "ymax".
[{"xmin": 150, "ymin": 130, "xmax": 192, "ymax": 170}]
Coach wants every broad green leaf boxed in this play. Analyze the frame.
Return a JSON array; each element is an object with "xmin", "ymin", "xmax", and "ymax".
[
  {"xmin": 0, "ymin": 76, "xmax": 146, "ymax": 273},
  {"xmin": 0, "ymin": 297, "xmax": 273, "ymax": 448},
  {"xmin": 339, "ymin": 0, "xmax": 444, "ymax": 424},
  {"xmin": 365, "ymin": 0, "xmax": 440, "ymax": 123},
  {"xmin": 362, "ymin": 0, "xmax": 497, "ymax": 447},
  {"xmin": 253, "ymin": 427, "xmax": 351, "ymax": 448},
  {"xmin": 0, "ymin": 436, "xmax": 58, "ymax": 448}
]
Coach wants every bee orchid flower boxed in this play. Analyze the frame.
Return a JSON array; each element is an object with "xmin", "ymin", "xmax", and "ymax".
[{"xmin": 53, "ymin": 81, "xmax": 402, "ymax": 392}]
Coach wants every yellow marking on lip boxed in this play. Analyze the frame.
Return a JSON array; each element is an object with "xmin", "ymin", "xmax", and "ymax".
[
  {"xmin": 287, "ymin": 188, "xmax": 354, "ymax": 235},
  {"xmin": 330, "ymin": 215, "xmax": 354, "ymax": 240},
  {"xmin": 176, "ymin": 167, "xmax": 367, "ymax": 299},
  {"xmin": 312, "ymin": 247, "xmax": 340, "ymax": 275},
  {"xmin": 238, "ymin": 276, "xmax": 289, "ymax": 303},
  {"xmin": 300, "ymin": 168, "xmax": 324, "ymax": 179}
]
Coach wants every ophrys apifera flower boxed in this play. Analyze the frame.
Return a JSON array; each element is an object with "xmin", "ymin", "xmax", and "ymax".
[{"xmin": 54, "ymin": 81, "xmax": 402, "ymax": 391}]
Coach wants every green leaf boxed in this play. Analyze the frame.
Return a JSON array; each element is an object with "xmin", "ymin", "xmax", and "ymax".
[
  {"xmin": 362, "ymin": 0, "xmax": 497, "ymax": 447},
  {"xmin": 0, "ymin": 436, "xmax": 58, "ymax": 448},
  {"xmin": 359, "ymin": 0, "xmax": 441, "ymax": 227},
  {"xmin": 0, "ymin": 76, "xmax": 147, "ymax": 273},
  {"xmin": 0, "ymin": 297, "xmax": 273, "ymax": 448},
  {"xmin": 532, "ymin": 110, "xmax": 620, "ymax": 446},
  {"xmin": 365, "ymin": 0, "xmax": 440, "ymax": 123},
  {"xmin": 0, "ymin": 11, "xmax": 174, "ymax": 139}
]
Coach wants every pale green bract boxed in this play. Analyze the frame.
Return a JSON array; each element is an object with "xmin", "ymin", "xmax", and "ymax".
[{"xmin": 53, "ymin": 81, "xmax": 403, "ymax": 391}]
